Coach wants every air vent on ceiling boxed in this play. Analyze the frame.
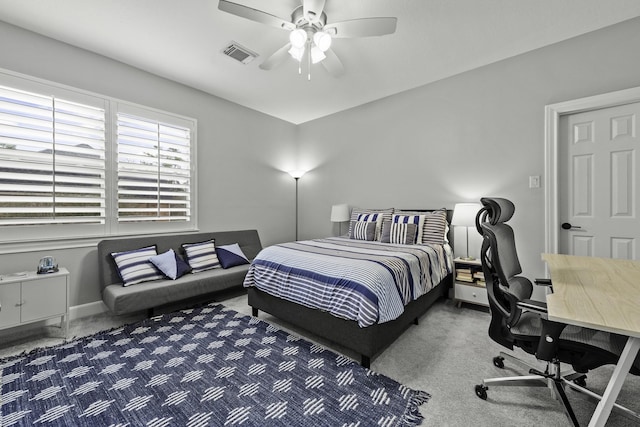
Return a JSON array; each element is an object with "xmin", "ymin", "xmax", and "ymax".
[{"xmin": 223, "ymin": 42, "xmax": 258, "ymax": 64}]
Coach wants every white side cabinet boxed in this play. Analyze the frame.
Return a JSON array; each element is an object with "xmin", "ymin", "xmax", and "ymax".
[{"xmin": 0, "ymin": 268, "xmax": 69, "ymax": 337}]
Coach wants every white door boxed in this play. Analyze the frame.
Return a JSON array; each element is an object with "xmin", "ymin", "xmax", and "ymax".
[{"xmin": 558, "ymin": 102, "xmax": 640, "ymax": 259}]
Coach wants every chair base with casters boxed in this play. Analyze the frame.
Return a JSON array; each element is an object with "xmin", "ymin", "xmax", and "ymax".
[
  {"xmin": 474, "ymin": 351, "xmax": 640, "ymax": 426},
  {"xmin": 475, "ymin": 351, "xmax": 586, "ymax": 426}
]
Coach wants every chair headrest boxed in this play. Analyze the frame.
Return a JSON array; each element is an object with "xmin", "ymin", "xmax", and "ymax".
[{"xmin": 478, "ymin": 197, "xmax": 515, "ymax": 225}]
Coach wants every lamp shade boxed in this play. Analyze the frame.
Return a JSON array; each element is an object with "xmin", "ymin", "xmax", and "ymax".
[
  {"xmin": 313, "ymin": 31, "xmax": 332, "ymax": 51},
  {"xmin": 289, "ymin": 29, "xmax": 307, "ymax": 48},
  {"xmin": 330, "ymin": 204, "xmax": 350, "ymax": 222},
  {"xmin": 288, "ymin": 170, "xmax": 306, "ymax": 179},
  {"xmin": 288, "ymin": 45, "xmax": 305, "ymax": 61},
  {"xmin": 451, "ymin": 203, "xmax": 482, "ymax": 227},
  {"xmin": 310, "ymin": 46, "xmax": 326, "ymax": 64}
]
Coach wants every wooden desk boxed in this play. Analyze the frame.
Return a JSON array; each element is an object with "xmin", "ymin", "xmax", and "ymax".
[{"xmin": 542, "ymin": 254, "xmax": 640, "ymax": 427}]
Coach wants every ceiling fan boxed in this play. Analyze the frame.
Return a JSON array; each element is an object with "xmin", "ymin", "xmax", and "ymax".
[{"xmin": 218, "ymin": 0, "xmax": 397, "ymax": 78}]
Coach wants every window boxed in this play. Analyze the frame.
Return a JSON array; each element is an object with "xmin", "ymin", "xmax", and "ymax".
[
  {"xmin": 0, "ymin": 72, "xmax": 196, "ymax": 243},
  {"xmin": 0, "ymin": 84, "xmax": 106, "ymax": 226},
  {"xmin": 116, "ymin": 112, "xmax": 191, "ymax": 223}
]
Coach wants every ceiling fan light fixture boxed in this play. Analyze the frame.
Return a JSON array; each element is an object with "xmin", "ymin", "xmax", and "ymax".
[
  {"xmin": 313, "ymin": 31, "xmax": 331, "ymax": 52},
  {"xmin": 289, "ymin": 29, "xmax": 307, "ymax": 49},
  {"xmin": 310, "ymin": 46, "xmax": 326, "ymax": 64},
  {"xmin": 288, "ymin": 45, "xmax": 305, "ymax": 61}
]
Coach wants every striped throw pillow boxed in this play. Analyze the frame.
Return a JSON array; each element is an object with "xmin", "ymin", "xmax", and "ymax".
[
  {"xmin": 182, "ymin": 240, "xmax": 221, "ymax": 272},
  {"xmin": 422, "ymin": 209, "xmax": 448, "ymax": 244},
  {"xmin": 347, "ymin": 208, "xmax": 394, "ymax": 241},
  {"xmin": 392, "ymin": 214, "xmax": 425, "ymax": 244},
  {"xmin": 381, "ymin": 221, "xmax": 418, "ymax": 245},
  {"xmin": 111, "ymin": 246, "xmax": 164, "ymax": 286},
  {"xmin": 349, "ymin": 220, "xmax": 377, "ymax": 241}
]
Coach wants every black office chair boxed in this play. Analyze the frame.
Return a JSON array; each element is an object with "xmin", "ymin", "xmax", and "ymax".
[{"xmin": 473, "ymin": 197, "xmax": 640, "ymax": 426}]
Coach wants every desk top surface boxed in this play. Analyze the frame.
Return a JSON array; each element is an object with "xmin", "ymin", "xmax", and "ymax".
[{"xmin": 542, "ymin": 254, "xmax": 640, "ymax": 338}]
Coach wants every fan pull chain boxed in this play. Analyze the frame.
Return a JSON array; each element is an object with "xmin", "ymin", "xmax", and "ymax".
[{"xmin": 307, "ymin": 39, "xmax": 311, "ymax": 80}]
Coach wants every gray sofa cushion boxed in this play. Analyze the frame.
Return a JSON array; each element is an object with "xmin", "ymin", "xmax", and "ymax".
[{"xmin": 102, "ymin": 264, "xmax": 250, "ymax": 315}]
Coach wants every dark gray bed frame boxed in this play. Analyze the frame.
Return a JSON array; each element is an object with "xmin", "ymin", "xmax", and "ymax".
[{"xmin": 248, "ymin": 209, "xmax": 454, "ymax": 368}]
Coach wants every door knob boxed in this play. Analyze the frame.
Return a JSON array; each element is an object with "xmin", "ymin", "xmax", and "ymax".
[{"xmin": 561, "ymin": 222, "xmax": 581, "ymax": 230}]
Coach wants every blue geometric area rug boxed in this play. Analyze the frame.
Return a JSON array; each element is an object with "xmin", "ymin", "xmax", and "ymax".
[{"xmin": 1, "ymin": 302, "xmax": 430, "ymax": 426}]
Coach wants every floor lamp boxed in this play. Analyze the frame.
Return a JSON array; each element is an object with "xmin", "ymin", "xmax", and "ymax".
[
  {"xmin": 330, "ymin": 204, "xmax": 350, "ymax": 236},
  {"xmin": 288, "ymin": 170, "xmax": 306, "ymax": 240},
  {"xmin": 451, "ymin": 202, "xmax": 482, "ymax": 260}
]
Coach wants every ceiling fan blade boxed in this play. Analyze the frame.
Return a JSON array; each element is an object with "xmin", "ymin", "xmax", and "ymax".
[
  {"xmin": 325, "ymin": 17, "xmax": 397, "ymax": 38},
  {"xmin": 259, "ymin": 43, "xmax": 292, "ymax": 70},
  {"xmin": 303, "ymin": 0, "xmax": 326, "ymax": 22},
  {"xmin": 320, "ymin": 48, "xmax": 344, "ymax": 77},
  {"xmin": 218, "ymin": 0, "xmax": 295, "ymax": 31}
]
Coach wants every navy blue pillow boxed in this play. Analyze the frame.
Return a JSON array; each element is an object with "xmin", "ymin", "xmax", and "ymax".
[
  {"xmin": 216, "ymin": 243, "xmax": 250, "ymax": 269},
  {"xmin": 175, "ymin": 252, "xmax": 192, "ymax": 278}
]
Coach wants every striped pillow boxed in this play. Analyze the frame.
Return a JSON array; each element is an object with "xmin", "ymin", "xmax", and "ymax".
[
  {"xmin": 397, "ymin": 209, "xmax": 449, "ymax": 244},
  {"xmin": 347, "ymin": 208, "xmax": 394, "ymax": 241},
  {"xmin": 392, "ymin": 214, "xmax": 425, "ymax": 244},
  {"xmin": 422, "ymin": 209, "xmax": 448, "ymax": 244},
  {"xmin": 182, "ymin": 240, "xmax": 221, "ymax": 272},
  {"xmin": 349, "ymin": 220, "xmax": 377, "ymax": 241},
  {"xmin": 381, "ymin": 221, "xmax": 418, "ymax": 245},
  {"xmin": 111, "ymin": 246, "xmax": 164, "ymax": 286}
]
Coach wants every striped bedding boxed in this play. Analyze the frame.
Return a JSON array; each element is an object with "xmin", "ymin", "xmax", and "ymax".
[{"xmin": 243, "ymin": 237, "xmax": 453, "ymax": 328}]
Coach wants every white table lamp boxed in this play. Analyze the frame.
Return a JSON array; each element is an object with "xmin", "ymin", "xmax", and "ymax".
[
  {"xmin": 330, "ymin": 204, "xmax": 350, "ymax": 236},
  {"xmin": 451, "ymin": 202, "xmax": 482, "ymax": 260}
]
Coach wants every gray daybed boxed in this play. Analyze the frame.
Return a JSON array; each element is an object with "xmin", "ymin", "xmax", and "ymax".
[{"xmin": 97, "ymin": 230, "xmax": 262, "ymax": 315}]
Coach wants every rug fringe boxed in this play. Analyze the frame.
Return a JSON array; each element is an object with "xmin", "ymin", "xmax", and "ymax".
[{"xmin": 401, "ymin": 390, "xmax": 431, "ymax": 426}]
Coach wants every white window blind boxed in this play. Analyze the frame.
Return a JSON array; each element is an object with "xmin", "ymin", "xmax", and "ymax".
[
  {"xmin": 116, "ymin": 112, "xmax": 191, "ymax": 223},
  {"xmin": 0, "ymin": 85, "xmax": 106, "ymax": 226}
]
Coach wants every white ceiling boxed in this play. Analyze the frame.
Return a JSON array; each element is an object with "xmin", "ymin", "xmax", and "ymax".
[{"xmin": 1, "ymin": 0, "xmax": 640, "ymax": 124}]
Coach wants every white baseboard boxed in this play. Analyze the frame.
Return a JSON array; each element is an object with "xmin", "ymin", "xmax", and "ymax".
[
  {"xmin": 42, "ymin": 300, "xmax": 109, "ymax": 326},
  {"xmin": 1, "ymin": 301, "xmax": 110, "ymax": 338},
  {"xmin": 68, "ymin": 300, "xmax": 109, "ymax": 321}
]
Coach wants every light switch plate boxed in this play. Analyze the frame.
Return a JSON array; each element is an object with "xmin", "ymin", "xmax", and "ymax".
[{"xmin": 529, "ymin": 175, "xmax": 540, "ymax": 188}]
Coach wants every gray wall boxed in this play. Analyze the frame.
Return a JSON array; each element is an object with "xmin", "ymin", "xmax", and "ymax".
[
  {"xmin": 1, "ymin": 16, "xmax": 640, "ymax": 309},
  {"xmin": 0, "ymin": 22, "xmax": 298, "ymax": 307},
  {"xmin": 296, "ymin": 17, "xmax": 640, "ymax": 298}
]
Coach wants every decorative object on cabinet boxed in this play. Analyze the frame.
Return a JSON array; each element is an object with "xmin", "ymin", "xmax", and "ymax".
[
  {"xmin": 0, "ymin": 267, "xmax": 69, "ymax": 337},
  {"xmin": 330, "ymin": 203, "xmax": 350, "ymax": 236},
  {"xmin": 37, "ymin": 256, "xmax": 59, "ymax": 274},
  {"xmin": 453, "ymin": 257, "xmax": 488, "ymax": 308},
  {"xmin": 451, "ymin": 202, "xmax": 482, "ymax": 260}
]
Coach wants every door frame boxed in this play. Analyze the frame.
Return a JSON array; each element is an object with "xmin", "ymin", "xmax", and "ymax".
[{"xmin": 544, "ymin": 86, "xmax": 640, "ymax": 254}]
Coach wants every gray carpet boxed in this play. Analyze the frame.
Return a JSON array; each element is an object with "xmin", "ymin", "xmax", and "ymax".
[{"xmin": 1, "ymin": 294, "xmax": 638, "ymax": 426}]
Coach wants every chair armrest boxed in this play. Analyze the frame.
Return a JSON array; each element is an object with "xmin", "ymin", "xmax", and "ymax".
[
  {"xmin": 517, "ymin": 299, "xmax": 547, "ymax": 314},
  {"xmin": 534, "ymin": 278, "xmax": 552, "ymax": 287}
]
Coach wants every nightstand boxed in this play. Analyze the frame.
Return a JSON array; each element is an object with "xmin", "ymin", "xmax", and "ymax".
[{"xmin": 453, "ymin": 258, "xmax": 488, "ymax": 308}]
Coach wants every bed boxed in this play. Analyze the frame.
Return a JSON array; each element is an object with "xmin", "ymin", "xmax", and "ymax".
[{"xmin": 244, "ymin": 208, "xmax": 454, "ymax": 368}]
